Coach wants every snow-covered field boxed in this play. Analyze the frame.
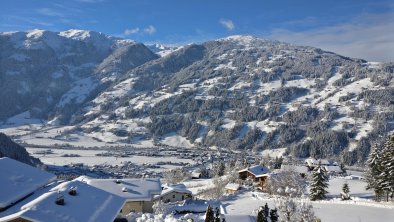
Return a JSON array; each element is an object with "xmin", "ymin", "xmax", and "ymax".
[
  {"xmin": 222, "ymin": 191, "xmax": 394, "ymax": 222},
  {"xmin": 221, "ymin": 177, "xmax": 394, "ymax": 222},
  {"xmin": 26, "ymin": 148, "xmax": 194, "ymax": 167}
]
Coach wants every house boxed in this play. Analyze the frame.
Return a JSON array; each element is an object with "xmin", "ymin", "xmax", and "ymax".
[
  {"xmin": 238, "ymin": 165, "xmax": 269, "ymax": 189},
  {"xmin": 225, "ymin": 183, "xmax": 241, "ymax": 193},
  {"xmin": 305, "ymin": 157, "xmax": 342, "ymax": 175},
  {"xmin": 154, "ymin": 184, "xmax": 192, "ymax": 203},
  {"xmin": 79, "ymin": 177, "xmax": 161, "ymax": 214},
  {"xmin": 0, "ymin": 157, "xmax": 56, "ymax": 212},
  {"xmin": 191, "ymin": 171, "xmax": 202, "ymax": 179},
  {"xmin": 305, "ymin": 158, "xmax": 332, "ymax": 170},
  {"xmin": 324, "ymin": 165, "xmax": 343, "ymax": 175},
  {"xmin": 0, "ymin": 180, "xmax": 125, "ymax": 222}
]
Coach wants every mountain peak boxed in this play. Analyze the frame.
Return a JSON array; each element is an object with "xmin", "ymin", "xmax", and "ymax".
[
  {"xmin": 218, "ymin": 35, "xmax": 267, "ymax": 44},
  {"xmin": 58, "ymin": 29, "xmax": 120, "ymax": 41},
  {"xmin": 26, "ymin": 29, "xmax": 48, "ymax": 39}
]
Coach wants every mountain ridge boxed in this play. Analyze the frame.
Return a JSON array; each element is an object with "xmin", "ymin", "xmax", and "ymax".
[{"xmin": 1, "ymin": 29, "xmax": 393, "ymax": 165}]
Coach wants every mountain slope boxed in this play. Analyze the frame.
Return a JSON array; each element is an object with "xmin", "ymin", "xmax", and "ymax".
[
  {"xmin": 0, "ymin": 133, "xmax": 41, "ymax": 166},
  {"xmin": 1, "ymin": 32, "xmax": 393, "ymax": 164},
  {"xmin": 78, "ymin": 36, "xmax": 394, "ymax": 164},
  {"xmin": 0, "ymin": 29, "xmax": 158, "ymax": 123}
]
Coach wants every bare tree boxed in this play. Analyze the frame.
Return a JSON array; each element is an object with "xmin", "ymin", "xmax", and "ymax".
[
  {"xmin": 162, "ymin": 168, "xmax": 190, "ymax": 184},
  {"xmin": 264, "ymin": 169, "xmax": 307, "ymax": 197}
]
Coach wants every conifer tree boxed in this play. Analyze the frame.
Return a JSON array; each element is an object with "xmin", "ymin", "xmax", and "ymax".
[
  {"xmin": 379, "ymin": 134, "xmax": 394, "ymax": 201},
  {"xmin": 270, "ymin": 208, "xmax": 279, "ymax": 222},
  {"xmin": 309, "ymin": 162, "xmax": 329, "ymax": 201},
  {"xmin": 365, "ymin": 144, "xmax": 384, "ymax": 201},
  {"xmin": 215, "ymin": 207, "xmax": 221, "ymax": 222},
  {"xmin": 256, "ymin": 208, "xmax": 267, "ymax": 222},
  {"xmin": 365, "ymin": 134, "xmax": 394, "ymax": 202},
  {"xmin": 205, "ymin": 205, "xmax": 214, "ymax": 222},
  {"xmin": 263, "ymin": 203, "xmax": 269, "ymax": 218},
  {"xmin": 341, "ymin": 182, "xmax": 351, "ymax": 200}
]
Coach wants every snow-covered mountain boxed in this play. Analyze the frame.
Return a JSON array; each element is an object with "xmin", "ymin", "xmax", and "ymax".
[
  {"xmin": 1, "ymin": 31, "xmax": 393, "ymax": 164},
  {"xmin": 147, "ymin": 43, "xmax": 182, "ymax": 57},
  {"xmin": 0, "ymin": 29, "xmax": 158, "ymax": 123}
]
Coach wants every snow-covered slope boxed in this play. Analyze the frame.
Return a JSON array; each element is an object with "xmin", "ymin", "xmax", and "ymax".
[
  {"xmin": 73, "ymin": 35, "xmax": 393, "ymax": 164},
  {"xmin": 1, "ymin": 32, "xmax": 393, "ymax": 164},
  {"xmin": 147, "ymin": 43, "xmax": 182, "ymax": 57},
  {"xmin": 0, "ymin": 29, "xmax": 158, "ymax": 123}
]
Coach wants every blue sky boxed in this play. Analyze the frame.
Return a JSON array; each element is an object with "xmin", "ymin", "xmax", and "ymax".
[{"xmin": 1, "ymin": 0, "xmax": 393, "ymax": 61}]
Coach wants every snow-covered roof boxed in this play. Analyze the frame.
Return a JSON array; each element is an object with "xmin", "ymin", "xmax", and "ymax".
[
  {"xmin": 191, "ymin": 171, "xmax": 201, "ymax": 178},
  {"xmin": 0, "ymin": 157, "xmax": 56, "ymax": 209},
  {"xmin": 280, "ymin": 164, "xmax": 309, "ymax": 174},
  {"xmin": 324, "ymin": 165, "xmax": 343, "ymax": 173},
  {"xmin": 84, "ymin": 178, "xmax": 161, "ymax": 201},
  {"xmin": 1, "ymin": 180, "xmax": 125, "ymax": 222},
  {"xmin": 238, "ymin": 165, "xmax": 269, "ymax": 177},
  {"xmin": 224, "ymin": 214, "xmax": 255, "ymax": 222},
  {"xmin": 161, "ymin": 184, "xmax": 192, "ymax": 196},
  {"xmin": 153, "ymin": 184, "xmax": 192, "ymax": 200},
  {"xmin": 305, "ymin": 158, "xmax": 331, "ymax": 166},
  {"xmin": 225, "ymin": 183, "xmax": 240, "ymax": 191}
]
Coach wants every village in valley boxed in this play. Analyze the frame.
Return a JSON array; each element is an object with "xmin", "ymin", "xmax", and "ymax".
[
  {"xmin": 1, "ymin": 132, "xmax": 394, "ymax": 222},
  {"xmin": 1, "ymin": 1, "xmax": 394, "ymax": 221}
]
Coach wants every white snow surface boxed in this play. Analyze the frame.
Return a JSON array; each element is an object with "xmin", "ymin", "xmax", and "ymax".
[
  {"xmin": 221, "ymin": 176, "xmax": 393, "ymax": 222},
  {"xmin": 161, "ymin": 133, "xmax": 194, "ymax": 148},
  {"xmin": 57, "ymin": 77, "xmax": 97, "ymax": 107},
  {"xmin": 26, "ymin": 148, "xmax": 195, "ymax": 167},
  {"xmin": 1, "ymin": 111, "xmax": 42, "ymax": 127},
  {"xmin": 261, "ymin": 148, "xmax": 287, "ymax": 158},
  {"xmin": 0, "ymin": 157, "xmax": 56, "ymax": 208},
  {"xmin": 81, "ymin": 177, "xmax": 161, "ymax": 201},
  {"xmin": 3, "ymin": 180, "xmax": 125, "ymax": 222}
]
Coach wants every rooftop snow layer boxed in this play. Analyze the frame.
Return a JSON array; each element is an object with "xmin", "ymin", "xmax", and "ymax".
[
  {"xmin": 0, "ymin": 157, "xmax": 56, "ymax": 208},
  {"xmin": 225, "ymin": 183, "xmax": 241, "ymax": 191},
  {"xmin": 238, "ymin": 165, "xmax": 270, "ymax": 178},
  {"xmin": 161, "ymin": 184, "xmax": 192, "ymax": 196},
  {"xmin": 84, "ymin": 178, "xmax": 161, "ymax": 201},
  {"xmin": 2, "ymin": 180, "xmax": 125, "ymax": 222}
]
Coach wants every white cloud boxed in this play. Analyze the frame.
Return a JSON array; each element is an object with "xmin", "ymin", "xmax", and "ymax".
[
  {"xmin": 143, "ymin": 25, "xmax": 156, "ymax": 35},
  {"xmin": 269, "ymin": 13, "xmax": 394, "ymax": 62},
  {"xmin": 124, "ymin": 28, "xmax": 140, "ymax": 35},
  {"xmin": 219, "ymin": 19, "xmax": 235, "ymax": 31},
  {"xmin": 124, "ymin": 25, "xmax": 156, "ymax": 36}
]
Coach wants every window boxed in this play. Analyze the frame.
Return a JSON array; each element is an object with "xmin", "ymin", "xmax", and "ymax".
[
  {"xmin": 182, "ymin": 195, "xmax": 184, "ymax": 200},
  {"xmin": 173, "ymin": 194, "xmax": 175, "ymax": 198}
]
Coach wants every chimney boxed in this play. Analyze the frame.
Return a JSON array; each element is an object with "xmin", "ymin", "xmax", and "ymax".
[
  {"xmin": 55, "ymin": 192, "xmax": 65, "ymax": 205},
  {"xmin": 68, "ymin": 186, "xmax": 77, "ymax": 196}
]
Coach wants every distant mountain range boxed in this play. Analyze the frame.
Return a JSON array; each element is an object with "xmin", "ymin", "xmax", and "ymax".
[{"xmin": 0, "ymin": 30, "xmax": 393, "ymax": 164}]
